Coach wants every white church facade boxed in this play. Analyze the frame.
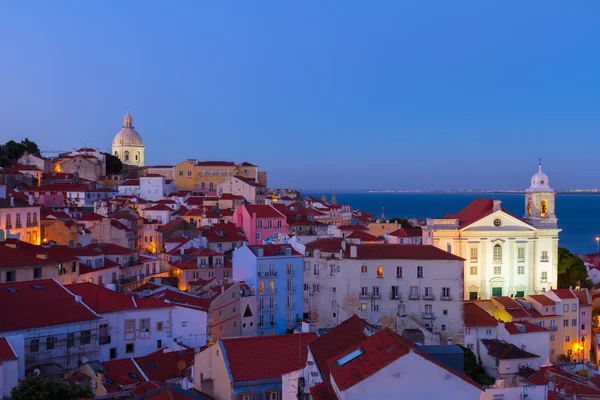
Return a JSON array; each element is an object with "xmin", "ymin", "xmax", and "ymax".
[
  {"xmin": 423, "ymin": 163, "xmax": 560, "ymax": 300},
  {"xmin": 112, "ymin": 109, "xmax": 145, "ymax": 166}
]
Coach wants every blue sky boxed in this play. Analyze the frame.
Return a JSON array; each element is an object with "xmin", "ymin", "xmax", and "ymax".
[{"xmin": 1, "ymin": 1, "xmax": 599, "ymax": 190}]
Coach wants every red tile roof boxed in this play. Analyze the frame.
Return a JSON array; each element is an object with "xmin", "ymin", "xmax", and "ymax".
[
  {"xmin": 526, "ymin": 366, "xmax": 600, "ymax": 396},
  {"xmin": 121, "ymin": 179, "xmax": 140, "ymax": 186},
  {"xmin": 493, "ymin": 296, "xmax": 522, "ymax": 308},
  {"xmin": 481, "ymin": 339, "xmax": 540, "ymax": 360},
  {"xmin": 220, "ymin": 333, "xmax": 318, "ymax": 382},
  {"xmin": 151, "ymin": 288, "xmax": 210, "ymax": 312},
  {"xmin": 243, "ymin": 204, "xmax": 285, "ymax": 218},
  {"xmin": 101, "ymin": 358, "xmax": 147, "ymax": 393},
  {"xmin": 503, "ymin": 321, "xmax": 548, "ymax": 335},
  {"xmin": 388, "ymin": 227, "xmax": 422, "ymax": 238},
  {"xmin": 464, "ymin": 303, "xmax": 498, "ymax": 327},
  {"xmin": 305, "ymin": 238, "xmax": 344, "ymax": 253},
  {"xmin": 247, "ymin": 244, "xmax": 301, "ymax": 257},
  {"xmin": 145, "ymin": 204, "xmax": 174, "ymax": 212},
  {"xmin": 0, "ymin": 338, "xmax": 17, "ymax": 361},
  {"xmin": 573, "ymin": 290, "xmax": 590, "ymax": 306},
  {"xmin": 346, "ymin": 230, "xmax": 384, "ymax": 243},
  {"xmin": 0, "ymin": 279, "xmax": 99, "ymax": 332},
  {"xmin": 85, "ymin": 242, "xmax": 137, "ymax": 255},
  {"xmin": 327, "ymin": 328, "xmax": 411, "ymax": 391},
  {"xmin": 134, "ymin": 348, "xmax": 195, "ymax": 383},
  {"xmin": 550, "ymin": 289, "xmax": 577, "ymax": 299},
  {"xmin": 309, "ymin": 315, "xmax": 368, "ymax": 381},
  {"xmin": 444, "ymin": 199, "xmax": 524, "ymax": 228},
  {"xmin": 67, "ymin": 283, "xmax": 171, "ymax": 313},
  {"xmin": 344, "ymin": 244, "xmax": 464, "ymax": 261},
  {"xmin": 202, "ymin": 223, "xmax": 246, "ymax": 243},
  {"xmin": 309, "ymin": 381, "xmax": 336, "ymax": 400},
  {"xmin": 528, "ymin": 294, "xmax": 556, "ymax": 306}
]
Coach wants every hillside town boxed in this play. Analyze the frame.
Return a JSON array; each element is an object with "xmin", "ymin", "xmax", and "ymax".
[{"xmin": 0, "ymin": 114, "xmax": 599, "ymax": 400}]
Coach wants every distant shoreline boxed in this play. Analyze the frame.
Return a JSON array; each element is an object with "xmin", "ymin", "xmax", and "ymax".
[{"xmin": 301, "ymin": 191, "xmax": 600, "ymax": 195}]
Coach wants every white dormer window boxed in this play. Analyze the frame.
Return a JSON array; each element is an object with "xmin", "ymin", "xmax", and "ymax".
[{"xmin": 257, "ymin": 248, "xmax": 264, "ymax": 257}]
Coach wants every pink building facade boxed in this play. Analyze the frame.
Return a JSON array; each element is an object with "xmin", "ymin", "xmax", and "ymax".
[{"xmin": 233, "ymin": 204, "xmax": 288, "ymax": 245}]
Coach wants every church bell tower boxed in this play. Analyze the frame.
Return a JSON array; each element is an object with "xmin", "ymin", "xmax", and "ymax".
[{"xmin": 523, "ymin": 160, "xmax": 557, "ymax": 229}]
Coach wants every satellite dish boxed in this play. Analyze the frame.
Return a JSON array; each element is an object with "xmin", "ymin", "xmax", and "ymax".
[
  {"xmin": 81, "ymin": 356, "xmax": 89, "ymax": 364},
  {"xmin": 33, "ymin": 369, "xmax": 41, "ymax": 376}
]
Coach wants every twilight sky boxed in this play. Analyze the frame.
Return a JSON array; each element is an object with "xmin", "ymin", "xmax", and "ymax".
[{"xmin": 1, "ymin": 2, "xmax": 599, "ymax": 190}]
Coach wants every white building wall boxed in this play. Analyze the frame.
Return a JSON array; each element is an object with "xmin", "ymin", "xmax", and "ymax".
[
  {"xmin": 171, "ymin": 305, "xmax": 207, "ymax": 348},
  {"xmin": 140, "ymin": 177, "xmax": 167, "ymax": 202},
  {"xmin": 281, "ymin": 369, "xmax": 302, "ymax": 400},
  {"xmin": 303, "ymin": 254, "xmax": 464, "ymax": 344},
  {"xmin": 218, "ymin": 176, "xmax": 257, "ymax": 204},
  {"xmin": 481, "ymin": 386, "xmax": 547, "ymax": 400},
  {"xmin": 464, "ymin": 326, "xmax": 497, "ymax": 361},
  {"xmin": 118, "ymin": 185, "xmax": 140, "ymax": 197},
  {"xmin": 497, "ymin": 325, "xmax": 550, "ymax": 364},
  {"xmin": 0, "ymin": 359, "xmax": 18, "ymax": 399},
  {"xmin": 335, "ymin": 351, "xmax": 481, "ymax": 400}
]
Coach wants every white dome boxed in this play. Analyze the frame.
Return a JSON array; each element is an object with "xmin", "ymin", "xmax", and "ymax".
[
  {"xmin": 112, "ymin": 111, "xmax": 144, "ymax": 147},
  {"xmin": 527, "ymin": 162, "xmax": 553, "ymax": 192}
]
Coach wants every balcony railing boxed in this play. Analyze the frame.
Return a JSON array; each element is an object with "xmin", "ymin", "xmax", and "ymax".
[
  {"xmin": 440, "ymin": 295, "xmax": 452, "ymax": 301},
  {"xmin": 548, "ymin": 326, "xmax": 558, "ymax": 331},
  {"xmin": 359, "ymin": 293, "xmax": 371, "ymax": 300},
  {"xmin": 269, "ymin": 271, "xmax": 277, "ymax": 276},
  {"xmin": 269, "ymin": 321, "xmax": 276, "ymax": 326},
  {"xmin": 422, "ymin": 312, "xmax": 436, "ymax": 320},
  {"xmin": 409, "ymin": 293, "xmax": 419, "ymax": 300},
  {"xmin": 390, "ymin": 293, "xmax": 401, "ymax": 300},
  {"xmin": 423, "ymin": 293, "xmax": 435, "ymax": 300},
  {"xmin": 371, "ymin": 293, "xmax": 382, "ymax": 299}
]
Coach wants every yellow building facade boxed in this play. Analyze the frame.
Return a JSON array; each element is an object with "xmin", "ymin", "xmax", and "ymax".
[{"xmin": 174, "ymin": 160, "xmax": 260, "ymax": 192}]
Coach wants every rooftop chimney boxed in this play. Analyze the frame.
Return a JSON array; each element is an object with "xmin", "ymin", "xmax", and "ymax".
[
  {"xmin": 28, "ymin": 194, "xmax": 34, "ymax": 206},
  {"xmin": 493, "ymin": 200, "xmax": 502, "ymax": 211},
  {"xmin": 9, "ymin": 196, "xmax": 14, "ymax": 207}
]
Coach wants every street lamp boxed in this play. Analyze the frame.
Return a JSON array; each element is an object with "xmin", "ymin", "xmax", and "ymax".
[{"xmin": 596, "ymin": 237, "xmax": 600, "ymax": 253}]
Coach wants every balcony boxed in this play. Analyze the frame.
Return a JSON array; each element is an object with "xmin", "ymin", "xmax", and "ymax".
[
  {"xmin": 409, "ymin": 293, "xmax": 420, "ymax": 300},
  {"xmin": 423, "ymin": 293, "xmax": 435, "ymax": 300},
  {"xmin": 548, "ymin": 326, "xmax": 558, "ymax": 331},
  {"xmin": 422, "ymin": 312, "xmax": 436, "ymax": 320},
  {"xmin": 269, "ymin": 289, "xmax": 277, "ymax": 294},
  {"xmin": 359, "ymin": 293, "xmax": 371, "ymax": 300},
  {"xmin": 390, "ymin": 293, "xmax": 401, "ymax": 300},
  {"xmin": 440, "ymin": 295, "xmax": 452, "ymax": 301},
  {"xmin": 269, "ymin": 271, "xmax": 277, "ymax": 277},
  {"xmin": 371, "ymin": 293, "xmax": 382, "ymax": 299},
  {"xmin": 99, "ymin": 335, "xmax": 111, "ymax": 345},
  {"xmin": 269, "ymin": 321, "xmax": 276, "ymax": 326},
  {"xmin": 258, "ymin": 272, "xmax": 268, "ymax": 278}
]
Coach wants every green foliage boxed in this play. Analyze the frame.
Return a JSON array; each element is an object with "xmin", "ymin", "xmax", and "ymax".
[
  {"xmin": 458, "ymin": 345, "xmax": 494, "ymax": 385},
  {"xmin": 0, "ymin": 138, "xmax": 41, "ymax": 167},
  {"xmin": 558, "ymin": 247, "xmax": 592, "ymax": 289},
  {"xmin": 11, "ymin": 373, "xmax": 93, "ymax": 400},
  {"xmin": 388, "ymin": 217, "xmax": 413, "ymax": 228},
  {"xmin": 103, "ymin": 152, "xmax": 123, "ymax": 174},
  {"xmin": 556, "ymin": 353, "xmax": 572, "ymax": 363}
]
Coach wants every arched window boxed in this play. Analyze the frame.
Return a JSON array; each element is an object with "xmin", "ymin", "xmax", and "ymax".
[
  {"xmin": 201, "ymin": 182, "xmax": 206, "ymax": 189},
  {"xmin": 540, "ymin": 200, "xmax": 548, "ymax": 217},
  {"xmin": 527, "ymin": 199, "xmax": 533, "ymax": 216},
  {"xmin": 493, "ymin": 244, "xmax": 502, "ymax": 262},
  {"xmin": 124, "ymin": 151, "xmax": 130, "ymax": 162},
  {"xmin": 209, "ymin": 182, "xmax": 214, "ymax": 191},
  {"xmin": 135, "ymin": 152, "xmax": 139, "ymax": 161},
  {"xmin": 114, "ymin": 151, "xmax": 118, "ymax": 157},
  {"xmin": 447, "ymin": 243, "xmax": 452, "ymax": 253}
]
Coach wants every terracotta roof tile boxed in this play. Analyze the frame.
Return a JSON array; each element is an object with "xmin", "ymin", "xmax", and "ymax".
[
  {"xmin": 0, "ymin": 338, "xmax": 17, "ymax": 361},
  {"xmin": 344, "ymin": 244, "xmax": 464, "ymax": 261},
  {"xmin": 309, "ymin": 381, "xmax": 336, "ymax": 399},
  {"xmin": 67, "ymin": 283, "xmax": 170, "ymax": 313},
  {"xmin": 480, "ymin": 339, "xmax": 540, "ymax": 360},
  {"xmin": 0, "ymin": 279, "xmax": 99, "ymax": 332},
  {"xmin": 464, "ymin": 303, "xmax": 498, "ymax": 327},
  {"xmin": 550, "ymin": 289, "xmax": 577, "ymax": 299},
  {"xmin": 101, "ymin": 358, "xmax": 146, "ymax": 393},
  {"xmin": 527, "ymin": 294, "xmax": 556, "ymax": 306},
  {"xmin": 503, "ymin": 321, "xmax": 548, "ymax": 335},
  {"xmin": 220, "ymin": 333, "xmax": 318, "ymax": 382},
  {"xmin": 134, "ymin": 348, "xmax": 195, "ymax": 383},
  {"xmin": 345, "ymin": 230, "xmax": 384, "ymax": 243},
  {"xmin": 247, "ymin": 244, "xmax": 300, "ymax": 257},
  {"xmin": 243, "ymin": 204, "xmax": 285, "ymax": 218},
  {"xmin": 388, "ymin": 227, "xmax": 422, "ymax": 238}
]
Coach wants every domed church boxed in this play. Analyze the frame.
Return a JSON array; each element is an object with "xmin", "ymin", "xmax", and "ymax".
[{"xmin": 112, "ymin": 109, "xmax": 145, "ymax": 166}]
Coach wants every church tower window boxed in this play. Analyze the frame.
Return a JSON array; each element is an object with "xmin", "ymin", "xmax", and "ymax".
[
  {"xmin": 540, "ymin": 200, "xmax": 548, "ymax": 217},
  {"xmin": 527, "ymin": 199, "xmax": 533, "ymax": 216},
  {"xmin": 493, "ymin": 244, "xmax": 502, "ymax": 262}
]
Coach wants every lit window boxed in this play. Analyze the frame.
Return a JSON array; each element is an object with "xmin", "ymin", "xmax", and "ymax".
[
  {"xmin": 376, "ymin": 266, "xmax": 383, "ymax": 278},
  {"xmin": 540, "ymin": 200, "xmax": 548, "ymax": 217},
  {"xmin": 361, "ymin": 265, "xmax": 368, "ymax": 274},
  {"xmin": 396, "ymin": 266, "xmax": 402, "ymax": 278}
]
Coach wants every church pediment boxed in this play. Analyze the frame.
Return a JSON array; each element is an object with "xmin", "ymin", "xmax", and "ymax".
[{"xmin": 460, "ymin": 210, "xmax": 536, "ymax": 232}]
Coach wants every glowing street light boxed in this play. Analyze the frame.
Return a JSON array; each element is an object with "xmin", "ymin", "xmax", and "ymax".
[{"xmin": 596, "ymin": 236, "xmax": 600, "ymax": 252}]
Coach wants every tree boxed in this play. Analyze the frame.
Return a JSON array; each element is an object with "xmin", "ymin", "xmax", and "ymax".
[
  {"xmin": 20, "ymin": 138, "xmax": 41, "ymax": 156},
  {"xmin": 389, "ymin": 218, "xmax": 413, "ymax": 228},
  {"xmin": 11, "ymin": 373, "xmax": 93, "ymax": 400},
  {"xmin": 103, "ymin": 152, "xmax": 123, "ymax": 174},
  {"xmin": 558, "ymin": 247, "xmax": 592, "ymax": 289},
  {"xmin": 458, "ymin": 345, "xmax": 479, "ymax": 380},
  {"xmin": 0, "ymin": 138, "xmax": 42, "ymax": 167}
]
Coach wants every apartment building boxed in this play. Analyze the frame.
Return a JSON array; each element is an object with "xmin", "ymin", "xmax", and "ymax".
[{"xmin": 303, "ymin": 239, "xmax": 465, "ymax": 345}]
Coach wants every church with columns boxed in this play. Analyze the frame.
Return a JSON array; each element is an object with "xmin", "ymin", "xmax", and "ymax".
[
  {"xmin": 112, "ymin": 109, "xmax": 145, "ymax": 167},
  {"xmin": 423, "ymin": 163, "xmax": 560, "ymax": 300}
]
